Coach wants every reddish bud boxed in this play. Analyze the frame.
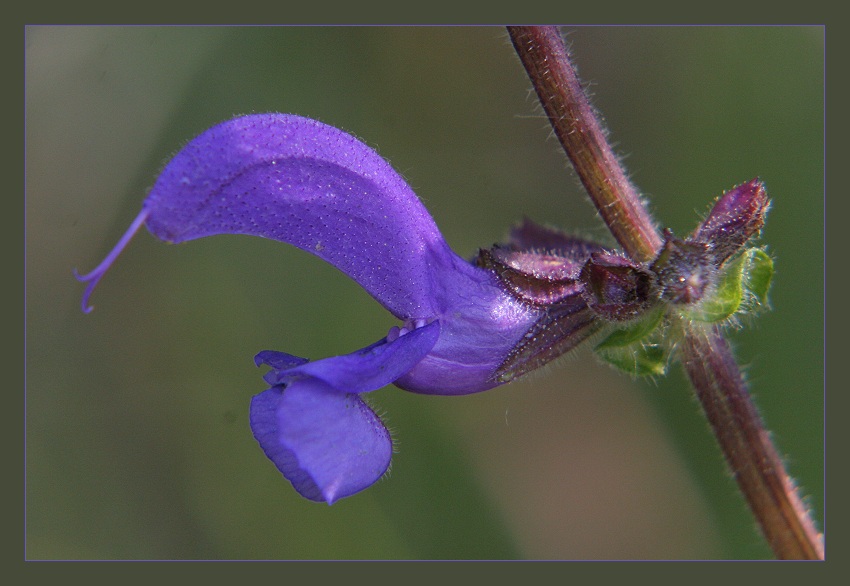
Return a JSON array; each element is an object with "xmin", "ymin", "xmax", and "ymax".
[
  {"xmin": 693, "ymin": 178, "xmax": 770, "ymax": 265},
  {"xmin": 579, "ymin": 252, "xmax": 658, "ymax": 321}
]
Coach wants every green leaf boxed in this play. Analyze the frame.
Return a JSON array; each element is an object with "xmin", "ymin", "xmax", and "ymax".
[
  {"xmin": 597, "ymin": 342, "xmax": 668, "ymax": 377},
  {"xmin": 595, "ymin": 306, "xmax": 664, "ymax": 349},
  {"xmin": 690, "ymin": 254, "xmax": 745, "ymax": 322},
  {"xmin": 595, "ymin": 308, "xmax": 667, "ymax": 377},
  {"xmin": 688, "ymin": 247, "xmax": 773, "ymax": 323},
  {"xmin": 743, "ymin": 248, "xmax": 774, "ymax": 305}
]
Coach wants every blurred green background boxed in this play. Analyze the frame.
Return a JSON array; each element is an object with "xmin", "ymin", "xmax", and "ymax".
[{"xmin": 25, "ymin": 26, "xmax": 823, "ymax": 559}]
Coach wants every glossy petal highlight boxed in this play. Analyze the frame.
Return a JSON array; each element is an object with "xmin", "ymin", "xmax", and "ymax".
[{"xmin": 394, "ymin": 278, "xmax": 540, "ymax": 395}]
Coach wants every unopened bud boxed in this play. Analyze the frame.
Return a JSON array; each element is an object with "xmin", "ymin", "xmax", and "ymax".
[
  {"xmin": 693, "ymin": 178, "xmax": 770, "ymax": 265},
  {"xmin": 579, "ymin": 252, "xmax": 658, "ymax": 321}
]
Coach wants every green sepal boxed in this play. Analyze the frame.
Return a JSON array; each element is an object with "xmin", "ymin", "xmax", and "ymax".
[
  {"xmin": 743, "ymin": 248, "xmax": 774, "ymax": 305},
  {"xmin": 595, "ymin": 307, "xmax": 668, "ymax": 377},
  {"xmin": 688, "ymin": 247, "xmax": 773, "ymax": 323},
  {"xmin": 595, "ymin": 306, "xmax": 664, "ymax": 350},
  {"xmin": 596, "ymin": 342, "xmax": 668, "ymax": 377}
]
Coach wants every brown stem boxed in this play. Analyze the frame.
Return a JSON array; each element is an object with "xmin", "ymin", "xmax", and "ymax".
[
  {"xmin": 507, "ymin": 26, "xmax": 662, "ymax": 263},
  {"xmin": 681, "ymin": 324, "xmax": 824, "ymax": 560},
  {"xmin": 507, "ymin": 25, "xmax": 823, "ymax": 559}
]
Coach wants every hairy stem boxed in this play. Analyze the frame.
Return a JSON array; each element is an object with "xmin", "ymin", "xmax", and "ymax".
[
  {"xmin": 681, "ymin": 324, "xmax": 823, "ymax": 559},
  {"xmin": 508, "ymin": 26, "xmax": 662, "ymax": 263},
  {"xmin": 507, "ymin": 25, "xmax": 823, "ymax": 560}
]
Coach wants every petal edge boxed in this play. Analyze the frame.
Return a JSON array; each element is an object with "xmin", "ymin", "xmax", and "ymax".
[{"xmin": 250, "ymin": 380, "xmax": 392, "ymax": 504}]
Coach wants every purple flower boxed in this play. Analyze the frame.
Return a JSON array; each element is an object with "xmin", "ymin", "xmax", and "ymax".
[
  {"xmin": 77, "ymin": 114, "xmax": 593, "ymax": 504},
  {"xmin": 77, "ymin": 113, "xmax": 774, "ymax": 504}
]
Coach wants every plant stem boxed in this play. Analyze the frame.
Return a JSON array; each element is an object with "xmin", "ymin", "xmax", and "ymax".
[
  {"xmin": 507, "ymin": 25, "xmax": 823, "ymax": 560},
  {"xmin": 681, "ymin": 324, "xmax": 824, "ymax": 559},
  {"xmin": 507, "ymin": 26, "xmax": 662, "ymax": 263}
]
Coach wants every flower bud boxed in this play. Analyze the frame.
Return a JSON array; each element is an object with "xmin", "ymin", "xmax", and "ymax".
[
  {"xmin": 579, "ymin": 252, "xmax": 658, "ymax": 321},
  {"xmin": 692, "ymin": 178, "xmax": 770, "ymax": 265}
]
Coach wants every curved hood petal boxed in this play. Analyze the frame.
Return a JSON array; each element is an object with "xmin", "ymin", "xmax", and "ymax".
[{"xmin": 144, "ymin": 113, "xmax": 456, "ymax": 319}]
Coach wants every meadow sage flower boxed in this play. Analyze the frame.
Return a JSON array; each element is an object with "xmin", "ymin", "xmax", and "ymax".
[
  {"xmin": 76, "ymin": 114, "xmax": 602, "ymax": 503},
  {"xmin": 77, "ymin": 113, "xmax": 769, "ymax": 504}
]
